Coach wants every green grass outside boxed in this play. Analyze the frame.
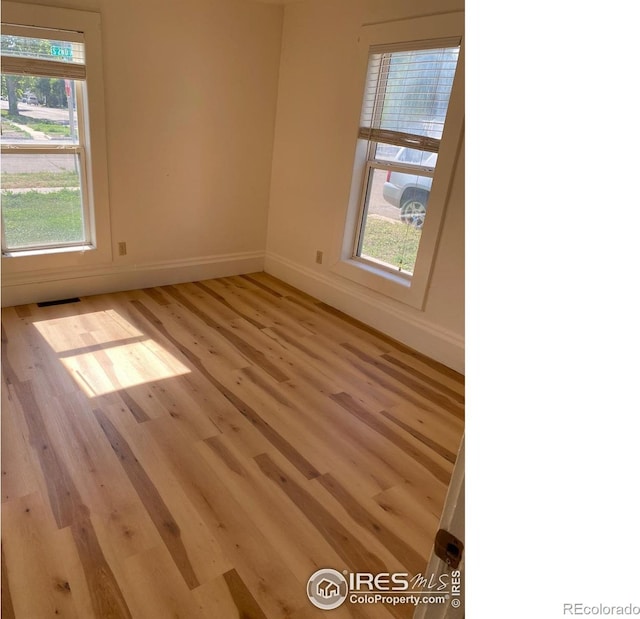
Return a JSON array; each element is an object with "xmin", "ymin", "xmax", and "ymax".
[
  {"xmin": 1, "ymin": 170, "xmax": 80, "ymax": 189},
  {"xmin": 1, "ymin": 117, "xmax": 31, "ymax": 138},
  {"xmin": 1, "ymin": 110, "xmax": 71, "ymax": 137},
  {"xmin": 1, "ymin": 189, "xmax": 84, "ymax": 248},
  {"xmin": 360, "ymin": 216, "xmax": 421, "ymax": 274}
]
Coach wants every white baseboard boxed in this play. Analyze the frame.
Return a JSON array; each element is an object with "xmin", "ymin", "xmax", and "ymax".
[
  {"xmin": 1, "ymin": 251, "xmax": 264, "ymax": 307},
  {"xmin": 264, "ymin": 251, "xmax": 464, "ymax": 374}
]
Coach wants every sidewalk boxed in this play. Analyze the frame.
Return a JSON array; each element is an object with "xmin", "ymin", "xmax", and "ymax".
[
  {"xmin": 6, "ymin": 119, "xmax": 50, "ymax": 141},
  {"xmin": 2, "ymin": 187, "xmax": 79, "ymax": 194}
]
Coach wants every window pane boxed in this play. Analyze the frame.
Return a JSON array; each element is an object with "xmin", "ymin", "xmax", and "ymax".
[
  {"xmin": 1, "ymin": 76, "xmax": 80, "ymax": 145},
  {"xmin": 373, "ymin": 144, "xmax": 403, "ymax": 162},
  {"xmin": 1, "ymin": 34, "xmax": 84, "ymax": 64},
  {"xmin": 1, "ymin": 153, "xmax": 85, "ymax": 250},
  {"xmin": 361, "ymin": 46, "xmax": 459, "ymax": 141},
  {"xmin": 374, "ymin": 144, "xmax": 438, "ymax": 167},
  {"xmin": 358, "ymin": 167, "xmax": 430, "ymax": 275}
]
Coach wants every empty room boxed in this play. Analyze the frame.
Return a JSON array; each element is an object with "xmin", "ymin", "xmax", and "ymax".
[{"xmin": 0, "ymin": 0, "xmax": 465, "ymax": 617}]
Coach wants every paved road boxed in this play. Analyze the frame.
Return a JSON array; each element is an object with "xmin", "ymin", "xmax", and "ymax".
[
  {"xmin": 1, "ymin": 100, "xmax": 71, "ymax": 123},
  {"xmin": 1, "ymin": 153, "xmax": 77, "ymax": 173},
  {"xmin": 1, "ymin": 101, "xmax": 77, "ymax": 174},
  {"xmin": 369, "ymin": 168, "xmax": 401, "ymax": 222}
]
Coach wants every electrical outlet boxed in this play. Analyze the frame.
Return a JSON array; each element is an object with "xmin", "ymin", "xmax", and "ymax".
[
  {"xmin": 118, "ymin": 242, "xmax": 127, "ymax": 256},
  {"xmin": 315, "ymin": 250, "xmax": 323, "ymax": 264}
]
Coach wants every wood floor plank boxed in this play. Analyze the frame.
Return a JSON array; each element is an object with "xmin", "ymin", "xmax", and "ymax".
[
  {"xmin": 1, "ymin": 384, "xmax": 41, "ymax": 503},
  {"xmin": 373, "ymin": 483, "xmax": 443, "ymax": 544},
  {"xmin": 380, "ymin": 352, "xmax": 465, "ymax": 400},
  {"xmin": 116, "ymin": 389, "xmax": 152, "ymax": 423},
  {"xmin": 1, "ymin": 545, "xmax": 16, "ymax": 619},
  {"xmin": 316, "ymin": 473, "xmax": 428, "ymax": 575},
  {"xmin": 244, "ymin": 368, "xmax": 406, "ymax": 496},
  {"xmin": 105, "ymin": 408, "xmax": 233, "ymax": 584},
  {"xmin": 198, "ymin": 435, "xmax": 345, "ymax": 580},
  {"xmin": 280, "ymin": 295, "xmax": 391, "ymax": 358},
  {"xmin": 253, "ymin": 324, "xmax": 399, "ymax": 413},
  {"xmin": 2, "ymin": 378, "xmax": 133, "ymax": 617},
  {"xmin": 254, "ymin": 452, "xmax": 388, "ymax": 575},
  {"xmin": 45, "ymin": 390, "xmax": 159, "ymax": 560},
  {"xmin": 141, "ymin": 287, "xmax": 170, "ymax": 307},
  {"xmin": 126, "ymin": 299, "xmax": 319, "ymax": 475},
  {"xmin": 1, "ymin": 492, "xmax": 81, "ymax": 619},
  {"xmin": 222, "ymin": 568, "xmax": 269, "ymax": 619},
  {"xmin": 1, "ymin": 273, "xmax": 464, "ymax": 619},
  {"xmin": 94, "ymin": 408, "xmax": 200, "ymax": 590},
  {"xmin": 13, "ymin": 304, "xmax": 32, "ymax": 318},
  {"xmin": 132, "ymin": 299, "xmax": 321, "ymax": 480},
  {"xmin": 203, "ymin": 277, "xmax": 316, "ymax": 339},
  {"xmin": 233, "ymin": 367, "xmax": 402, "ymax": 496},
  {"xmin": 275, "ymin": 376, "xmax": 449, "ymax": 500},
  {"xmin": 2, "ymin": 317, "xmax": 35, "ymax": 385},
  {"xmin": 28, "ymin": 431, "xmax": 130, "ymax": 615},
  {"xmin": 124, "ymin": 293, "xmax": 251, "ymax": 374},
  {"xmin": 163, "ymin": 285, "xmax": 290, "ymax": 382},
  {"xmin": 339, "ymin": 348, "xmax": 462, "ymax": 425},
  {"xmin": 9, "ymin": 379, "xmax": 80, "ymax": 529},
  {"xmin": 313, "ymin": 301, "xmax": 462, "ymax": 381},
  {"xmin": 341, "ymin": 343, "xmax": 464, "ymax": 420},
  {"xmin": 329, "ymin": 392, "xmax": 452, "ymax": 485},
  {"xmin": 254, "ymin": 453, "xmax": 413, "ymax": 619},
  {"xmin": 386, "ymin": 401, "xmax": 463, "ymax": 456},
  {"xmin": 145, "ymin": 416, "xmax": 310, "ymax": 618},
  {"xmin": 192, "ymin": 280, "xmax": 269, "ymax": 330},
  {"xmin": 119, "ymin": 545, "xmax": 206, "ymax": 619},
  {"xmin": 192, "ymin": 574, "xmax": 248, "ymax": 619},
  {"xmin": 3, "ymin": 312, "xmax": 78, "ymax": 397},
  {"xmin": 378, "ymin": 409, "xmax": 457, "ymax": 464}
]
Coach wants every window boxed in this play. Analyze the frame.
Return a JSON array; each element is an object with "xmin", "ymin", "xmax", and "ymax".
[
  {"xmin": 1, "ymin": 26, "xmax": 91, "ymax": 254},
  {"xmin": 354, "ymin": 41, "xmax": 460, "ymax": 276},
  {"xmin": 0, "ymin": 2, "xmax": 110, "ymax": 267},
  {"xmin": 336, "ymin": 14, "xmax": 464, "ymax": 309}
]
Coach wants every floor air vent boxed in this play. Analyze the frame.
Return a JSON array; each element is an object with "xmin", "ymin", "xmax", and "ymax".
[{"xmin": 37, "ymin": 297, "xmax": 81, "ymax": 307}]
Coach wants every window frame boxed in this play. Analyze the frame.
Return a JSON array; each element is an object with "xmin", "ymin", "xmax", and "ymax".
[
  {"xmin": 1, "ymin": 1, "xmax": 112, "ymax": 269},
  {"xmin": 1, "ymin": 82, "xmax": 91, "ymax": 253},
  {"xmin": 352, "ymin": 147, "xmax": 437, "ymax": 279},
  {"xmin": 333, "ymin": 13, "xmax": 464, "ymax": 310}
]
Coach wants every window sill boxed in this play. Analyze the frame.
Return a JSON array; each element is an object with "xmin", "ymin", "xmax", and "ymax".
[
  {"xmin": 2, "ymin": 244, "xmax": 95, "ymax": 259},
  {"xmin": 347, "ymin": 256, "xmax": 412, "ymax": 286},
  {"xmin": 331, "ymin": 256, "xmax": 426, "ymax": 310}
]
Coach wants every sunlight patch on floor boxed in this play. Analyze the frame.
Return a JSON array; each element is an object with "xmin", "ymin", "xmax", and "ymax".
[{"xmin": 33, "ymin": 309, "xmax": 190, "ymax": 396}]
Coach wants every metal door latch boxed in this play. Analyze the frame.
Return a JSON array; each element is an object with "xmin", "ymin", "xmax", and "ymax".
[{"xmin": 434, "ymin": 528, "xmax": 464, "ymax": 569}]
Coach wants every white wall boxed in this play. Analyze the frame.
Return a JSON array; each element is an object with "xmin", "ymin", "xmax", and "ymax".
[
  {"xmin": 265, "ymin": 0, "xmax": 465, "ymax": 372},
  {"xmin": 1, "ymin": 0, "xmax": 283, "ymax": 304}
]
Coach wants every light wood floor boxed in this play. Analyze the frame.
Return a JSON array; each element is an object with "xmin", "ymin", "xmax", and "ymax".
[{"xmin": 1, "ymin": 273, "xmax": 464, "ymax": 619}]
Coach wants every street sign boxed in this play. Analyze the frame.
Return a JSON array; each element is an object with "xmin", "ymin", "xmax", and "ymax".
[{"xmin": 51, "ymin": 45, "xmax": 73, "ymax": 59}]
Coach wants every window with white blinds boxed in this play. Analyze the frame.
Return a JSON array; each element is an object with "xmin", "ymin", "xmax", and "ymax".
[
  {"xmin": 351, "ymin": 39, "xmax": 461, "ymax": 278},
  {"xmin": 358, "ymin": 39, "xmax": 460, "ymax": 154}
]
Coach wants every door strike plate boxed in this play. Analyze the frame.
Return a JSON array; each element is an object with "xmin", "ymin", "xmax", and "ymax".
[{"xmin": 434, "ymin": 528, "xmax": 464, "ymax": 569}]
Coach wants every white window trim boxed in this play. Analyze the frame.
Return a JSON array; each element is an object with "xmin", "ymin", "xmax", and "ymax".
[
  {"xmin": 1, "ymin": 1, "xmax": 112, "ymax": 271},
  {"xmin": 332, "ymin": 12, "xmax": 464, "ymax": 310}
]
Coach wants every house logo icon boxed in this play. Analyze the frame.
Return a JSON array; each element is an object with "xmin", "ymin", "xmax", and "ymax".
[
  {"xmin": 307, "ymin": 568, "xmax": 348, "ymax": 610},
  {"xmin": 317, "ymin": 578, "xmax": 340, "ymax": 598}
]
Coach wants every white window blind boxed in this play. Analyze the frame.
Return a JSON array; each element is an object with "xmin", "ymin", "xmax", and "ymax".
[
  {"xmin": 0, "ymin": 25, "xmax": 85, "ymax": 80},
  {"xmin": 358, "ymin": 38, "xmax": 460, "ymax": 154}
]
